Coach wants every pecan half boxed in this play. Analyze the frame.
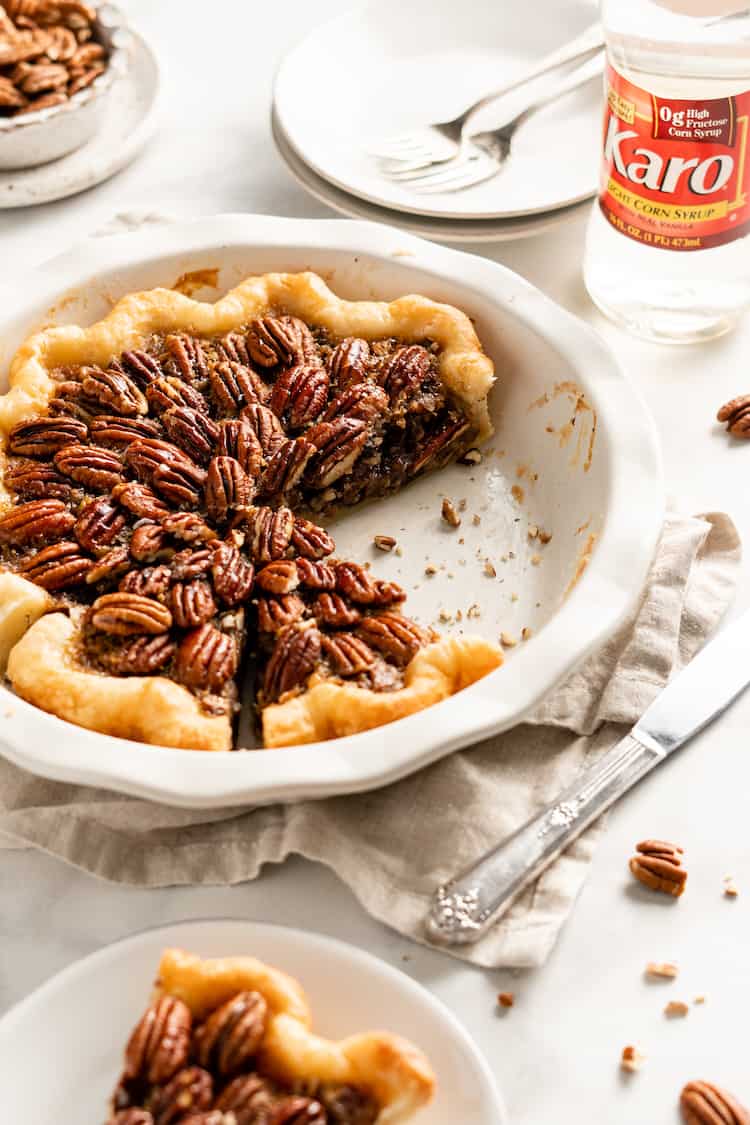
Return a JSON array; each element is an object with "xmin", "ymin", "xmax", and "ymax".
[
  {"xmin": 125, "ymin": 439, "xmax": 206, "ymax": 507},
  {"xmin": 85, "ymin": 545, "xmax": 130, "ymax": 586},
  {"xmin": 215, "ymin": 1074, "xmax": 277, "ymax": 1123},
  {"xmin": 121, "ymin": 349, "xmax": 163, "ymax": 387},
  {"xmin": 130, "ymin": 522, "xmax": 169, "ymax": 562},
  {"xmin": 257, "ymin": 593, "xmax": 306, "ymax": 634},
  {"xmin": 319, "ymin": 1085, "xmax": 380, "ymax": 1125},
  {"xmin": 18, "ymin": 540, "xmax": 92, "ymax": 589},
  {"xmin": 323, "ymin": 382, "xmax": 388, "ymax": 425},
  {"xmin": 263, "ymin": 623, "xmax": 321, "ymax": 703},
  {"xmin": 216, "ymin": 418, "xmax": 263, "ymax": 480},
  {"xmin": 329, "ymin": 337, "xmax": 370, "ymax": 391},
  {"xmin": 123, "ymin": 996, "xmax": 192, "ymax": 1085},
  {"xmin": 290, "ymin": 517, "xmax": 335, "ymax": 560},
  {"xmin": 205, "ymin": 456, "xmax": 253, "ymax": 524},
  {"xmin": 169, "ymin": 579, "xmax": 217, "ymax": 628},
  {"xmin": 0, "ymin": 498, "xmax": 74, "ymax": 546},
  {"xmin": 717, "ymin": 394, "xmax": 750, "ymax": 438},
  {"xmin": 16, "ymin": 60, "xmax": 68, "ymax": 94},
  {"xmin": 357, "ymin": 612, "xmax": 430, "ymax": 666},
  {"xmin": 372, "ymin": 579, "xmax": 406, "ymax": 606},
  {"xmin": 146, "ymin": 376, "xmax": 209, "ymax": 416},
  {"xmin": 54, "ymin": 444, "xmax": 123, "ymax": 492},
  {"xmin": 194, "ymin": 990, "xmax": 268, "ymax": 1076},
  {"xmin": 255, "ymin": 559, "xmax": 299, "ymax": 594},
  {"xmin": 120, "ymin": 565, "xmax": 172, "ymax": 600},
  {"xmin": 260, "ymin": 438, "xmax": 315, "ymax": 498},
  {"xmin": 335, "ymin": 561, "xmax": 377, "ymax": 604},
  {"xmin": 8, "ymin": 414, "xmax": 87, "ymax": 457},
  {"xmin": 379, "ymin": 345, "xmax": 432, "ymax": 404},
  {"xmin": 680, "ymin": 1080, "xmax": 749, "ymax": 1125},
  {"xmin": 211, "ymin": 541, "xmax": 255, "ymax": 606},
  {"xmin": 109, "ymin": 1111, "xmax": 154, "ymax": 1125},
  {"xmin": 216, "ymin": 330, "xmax": 252, "ymax": 367},
  {"xmin": 629, "ymin": 840, "xmax": 687, "ymax": 897},
  {"xmin": 321, "ymin": 632, "xmax": 375, "ymax": 675},
  {"xmin": 165, "ymin": 333, "xmax": 208, "ymax": 383},
  {"xmin": 175, "ymin": 623, "xmax": 237, "ymax": 690},
  {"xmin": 245, "ymin": 506, "xmax": 294, "ymax": 562},
  {"xmin": 296, "ymin": 558, "xmax": 336, "ymax": 589},
  {"xmin": 411, "ymin": 417, "xmax": 471, "ymax": 475},
  {"xmin": 90, "ymin": 415, "xmax": 162, "ymax": 446},
  {"xmin": 247, "ymin": 315, "xmax": 316, "ymax": 369},
  {"xmin": 268, "ymin": 1098, "xmax": 326, "ymax": 1125},
  {"xmin": 161, "ymin": 511, "xmax": 216, "ymax": 544},
  {"xmin": 74, "ymin": 496, "xmax": 126, "ymax": 553},
  {"xmin": 79, "ymin": 365, "xmax": 147, "ymax": 416},
  {"xmin": 313, "ymin": 592, "xmax": 361, "ymax": 628},
  {"xmin": 305, "ymin": 418, "xmax": 369, "ymax": 488},
  {"xmin": 210, "ymin": 361, "xmax": 266, "ymax": 413},
  {"xmin": 269, "ymin": 363, "xmax": 328, "ymax": 429},
  {"xmin": 4, "ymin": 458, "xmax": 71, "ymax": 500},
  {"xmin": 98, "ymin": 634, "xmax": 176, "ymax": 676},
  {"xmin": 112, "ymin": 481, "xmax": 170, "ymax": 521},
  {"xmin": 89, "ymin": 592, "xmax": 172, "ymax": 636},
  {"xmin": 162, "ymin": 406, "xmax": 219, "ymax": 464},
  {"xmin": 241, "ymin": 402, "xmax": 287, "ymax": 459},
  {"xmin": 150, "ymin": 1066, "xmax": 213, "ymax": 1125}
]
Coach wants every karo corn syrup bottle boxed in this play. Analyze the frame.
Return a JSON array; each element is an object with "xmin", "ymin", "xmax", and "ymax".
[{"xmin": 583, "ymin": 1, "xmax": 750, "ymax": 342}]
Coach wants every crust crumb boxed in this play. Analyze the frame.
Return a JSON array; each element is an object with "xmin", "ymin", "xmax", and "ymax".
[
  {"xmin": 497, "ymin": 992, "xmax": 514, "ymax": 1009},
  {"xmin": 664, "ymin": 1000, "xmax": 689, "ymax": 1018},
  {"xmin": 646, "ymin": 961, "xmax": 679, "ymax": 979},
  {"xmin": 441, "ymin": 498, "xmax": 461, "ymax": 528},
  {"xmin": 500, "ymin": 632, "xmax": 517, "ymax": 648},
  {"xmin": 620, "ymin": 1045, "xmax": 645, "ymax": 1073}
]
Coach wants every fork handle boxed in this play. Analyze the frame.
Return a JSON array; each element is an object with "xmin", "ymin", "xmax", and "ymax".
[
  {"xmin": 456, "ymin": 21, "xmax": 605, "ymax": 132},
  {"xmin": 504, "ymin": 51, "xmax": 605, "ymax": 133}
]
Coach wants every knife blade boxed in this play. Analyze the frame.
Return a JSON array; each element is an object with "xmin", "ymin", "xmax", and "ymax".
[{"xmin": 426, "ymin": 608, "xmax": 750, "ymax": 945}]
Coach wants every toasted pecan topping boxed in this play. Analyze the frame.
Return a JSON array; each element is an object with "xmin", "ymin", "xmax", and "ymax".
[
  {"xmin": 193, "ymin": 990, "xmax": 268, "ymax": 1076},
  {"xmin": 0, "ymin": 498, "xmax": 75, "ymax": 546},
  {"xmin": 124, "ymin": 995, "xmax": 192, "ymax": 1085},
  {"xmin": 89, "ymin": 592, "xmax": 172, "ymax": 636},
  {"xmin": 629, "ymin": 839, "xmax": 687, "ymax": 897}
]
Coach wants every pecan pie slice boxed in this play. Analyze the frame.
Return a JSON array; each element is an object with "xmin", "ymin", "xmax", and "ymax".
[
  {"xmin": 0, "ymin": 271, "xmax": 502, "ymax": 750},
  {"xmin": 106, "ymin": 948, "xmax": 434, "ymax": 1125}
]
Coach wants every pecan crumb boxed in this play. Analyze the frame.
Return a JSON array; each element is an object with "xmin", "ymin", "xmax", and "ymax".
[
  {"xmin": 395, "ymin": 545, "xmax": 403, "ymax": 557},
  {"xmin": 500, "ymin": 631, "xmax": 517, "ymax": 648},
  {"xmin": 472, "ymin": 514, "xmax": 481, "ymax": 526},
  {"xmin": 724, "ymin": 876, "xmax": 739, "ymax": 897},
  {"xmin": 441, "ymin": 498, "xmax": 461, "ymax": 528},
  {"xmin": 646, "ymin": 961, "xmax": 679, "ymax": 979},
  {"xmin": 528, "ymin": 525, "xmax": 539, "ymax": 539},
  {"xmin": 459, "ymin": 448, "xmax": 483, "ymax": 465},
  {"xmin": 664, "ymin": 1000, "xmax": 689, "ymax": 1018},
  {"xmin": 511, "ymin": 592, "xmax": 519, "ymax": 602},
  {"xmin": 694, "ymin": 995, "xmax": 706, "ymax": 1005},
  {"xmin": 539, "ymin": 529, "xmax": 553, "ymax": 544},
  {"xmin": 425, "ymin": 564, "xmax": 437, "ymax": 576},
  {"xmin": 530, "ymin": 554, "xmax": 541, "ymax": 566},
  {"xmin": 497, "ymin": 992, "xmax": 514, "ymax": 1009},
  {"xmin": 458, "ymin": 498, "xmax": 467, "ymax": 511},
  {"xmin": 439, "ymin": 610, "xmax": 453, "ymax": 624},
  {"xmin": 373, "ymin": 534, "xmax": 397, "ymax": 552},
  {"xmin": 620, "ymin": 1045, "xmax": 645, "ymax": 1073},
  {"xmin": 467, "ymin": 603, "xmax": 481, "ymax": 619},
  {"xmin": 483, "ymin": 560, "xmax": 497, "ymax": 578},
  {"xmin": 521, "ymin": 626, "xmax": 532, "ymax": 641}
]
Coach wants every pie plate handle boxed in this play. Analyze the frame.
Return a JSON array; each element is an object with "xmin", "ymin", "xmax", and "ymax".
[{"xmin": 425, "ymin": 733, "xmax": 664, "ymax": 945}]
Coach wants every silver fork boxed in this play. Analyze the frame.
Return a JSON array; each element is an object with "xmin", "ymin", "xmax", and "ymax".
[
  {"xmin": 384, "ymin": 52, "xmax": 604, "ymax": 195},
  {"xmin": 368, "ymin": 21, "xmax": 604, "ymax": 171}
]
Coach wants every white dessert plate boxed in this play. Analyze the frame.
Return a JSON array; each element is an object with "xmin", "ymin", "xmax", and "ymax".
[
  {"xmin": 0, "ymin": 213, "xmax": 663, "ymax": 807},
  {"xmin": 0, "ymin": 30, "xmax": 160, "ymax": 210},
  {"xmin": 273, "ymin": 0, "xmax": 601, "ymax": 222},
  {"xmin": 0, "ymin": 918, "xmax": 508, "ymax": 1124},
  {"xmin": 272, "ymin": 107, "xmax": 592, "ymax": 244}
]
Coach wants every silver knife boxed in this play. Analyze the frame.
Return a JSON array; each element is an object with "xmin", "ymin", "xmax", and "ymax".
[{"xmin": 426, "ymin": 608, "xmax": 750, "ymax": 945}]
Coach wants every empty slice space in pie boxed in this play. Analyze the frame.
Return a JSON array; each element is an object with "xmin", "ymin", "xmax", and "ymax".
[{"xmin": 0, "ymin": 271, "xmax": 502, "ymax": 750}]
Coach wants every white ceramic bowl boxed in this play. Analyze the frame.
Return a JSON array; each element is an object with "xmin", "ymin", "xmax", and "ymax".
[
  {"xmin": 0, "ymin": 214, "xmax": 663, "ymax": 807},
  {"xmin": 0, "ymin": 918, "xmax": 508, "ymax": 1124},
  {"xmin": 0, "ymin": 3, "xmax": 131, "ymax": 171}
]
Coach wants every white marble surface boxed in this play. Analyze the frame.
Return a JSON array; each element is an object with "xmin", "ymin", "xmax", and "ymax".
[{"xmin": 2, "ymin": 2, "xmax": 750, "ymax": 1122}]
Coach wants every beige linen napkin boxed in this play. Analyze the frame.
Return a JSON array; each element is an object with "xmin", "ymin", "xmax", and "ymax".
[{"xmin": 0, "ymin": 512, "xmax": 739, "ymax": 968}]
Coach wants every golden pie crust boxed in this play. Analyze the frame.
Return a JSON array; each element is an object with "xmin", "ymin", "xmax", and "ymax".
[
  {"xmin": 153, "ymin": 946, "xmax": 435, "ymax": 1123},
  {"xmin": 0, "ymin": 271, "xmax": 501, "ymax": 751}
]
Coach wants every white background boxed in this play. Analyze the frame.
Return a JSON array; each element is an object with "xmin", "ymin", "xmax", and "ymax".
[{"xmin": 1, "ymin": 3, "xmax": 750, "ymax": 1123}]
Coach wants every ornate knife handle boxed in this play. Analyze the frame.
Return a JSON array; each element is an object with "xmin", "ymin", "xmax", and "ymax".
[{"xmin": 426, "ymin": 734, "xmax": 664, "ymax": 945}]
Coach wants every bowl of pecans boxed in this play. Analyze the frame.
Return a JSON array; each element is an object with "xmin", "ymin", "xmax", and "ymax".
[{"xmin": 0, "ymin": 0, "xmax": 130, "ymax": 170}]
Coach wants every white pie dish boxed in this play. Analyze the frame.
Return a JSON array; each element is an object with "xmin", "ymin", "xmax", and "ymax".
[
  {"xmin": 0, "ymin": 918, "xmax": 508, "ymax": 1124},
  {"xmin": 0, "ymin": 213, "xmax": 663, "ymax": 807}
]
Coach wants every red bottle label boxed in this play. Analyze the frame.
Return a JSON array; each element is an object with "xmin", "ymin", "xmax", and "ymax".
[{"xmin": 599, "ymin": 63, "xmax": 750, "ymax": 251}]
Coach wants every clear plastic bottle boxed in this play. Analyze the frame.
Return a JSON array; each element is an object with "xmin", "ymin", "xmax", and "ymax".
[{"xmin": 583, "ymin": 1, "xmax": 750, "ymax": 343}]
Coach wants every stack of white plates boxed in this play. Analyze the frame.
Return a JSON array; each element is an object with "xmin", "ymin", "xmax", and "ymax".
[{"xmin": 272, "ymin": 0, "xmax": 602, "ymax": 243}]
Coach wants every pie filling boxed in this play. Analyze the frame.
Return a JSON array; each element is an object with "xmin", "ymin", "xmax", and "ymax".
[
  {"xmin": 109, "ymin": 988, "xmax": 381, "ymax": 1125},
  {"xmin": 0, "ymin": 314, "xmax": 479, "ymax": 737}
]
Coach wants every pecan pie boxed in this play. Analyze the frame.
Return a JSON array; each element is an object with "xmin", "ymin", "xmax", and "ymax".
[
  {"xmin": 0, "ymin": 271, "xmax": 502, "ymax": 749},
  {"xmin": 106, "ymin": 947, "xmax": 435, "ymax": 1124}
]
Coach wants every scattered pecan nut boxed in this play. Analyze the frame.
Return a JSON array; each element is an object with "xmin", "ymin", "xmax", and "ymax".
[
  {"xmin": 290, "ymin": 517, "xmax": 335, "ymax": 560},
  {"xmin": 4, "ymin": 458, "xmax": 72, "ymax": 500},
  {"xmin": 357, "ymin": 612, "xmax": 430, "ymax": 666},
  {"xmin": 89, "ymin": 592, "xmax": 172, "ymax": 636},
  {"xmin": 169, "ymin": 580, "xmax": 217, "ymax": 629},
  {"xmin": 629, "ymin": 839, "xmax": 687, "ymax": 897},
  {"xmin": 18, "ymin": 539, "xmax": 93, "ymax": 589},
  {"xmin": 125, "ymin": 439, "xmax": 206, "ymax": 507},
  {"xmin": 147, "ymin": 376, "xmax": 209, "ymax": 417},
  {"xmin": 681, "ymin": 1082, "xmax": 749, "ymax": 1124},
  {"xmin": 0, "ymin": 497, "xmax": 75, "ymax": 546},
  {"xmin": 295, "ymin": 557, "xmax": 336, "ymax": 590},
  {"xmin": 323, "ymin": 382, "xmax": 388, "ymax": 425},
  {"xmin": 257, "ymin": 593, "xmax": 306, "ymax": 634},
  {"xmin": 211, "ymin": 541, "xmax": 255, "ymax": 606},
  {"xmin": 241, "ymin": 403, "xmax": 287, "ymax": 458},
  {"xmin": 193, "ymin": 990, "xmax": 268, "ymax": 1076},
  {"xmin": 247, "ymin": 315, "xmax": 316, "ymax": 369},
  {"xmin": 245, "ymin": 505, "xmax": 295, "ymax": 562},
  {"xmin": 123, "ymin": 995, "xmax": 192, "ymax": 1085},
  {"xmin": 90, "ymin": 415, "xmax": 162, "ymax": 446},
  {"xmin": 161, "ymin": 406, "xmax": 219, "ymax": 464},
  {"xmin": 79, "ymin": 366, "xmax": 147, "ymax": 417},
  {"xmin": 261, "ymin": 438, "xmax": 316, "ymax": 498},
  {"xmin": 161, "ymin": 511, "xmax": 216, "ymax": 544},
  {"xmin": 305, "ymin": 417, "xmax": 369, "ymax": 488},
  {"xmin": 335, "ymin": 561, "xmax": 377, "ymax": 604},
  {"xmin": 263, "ymin": 623, "xmax": 321, "ymax": 703},
  {"xmin": 717, "ymin": 395, "xmax": 750, "ymax": 438},
  {"xmin": 85, "ymin": 545, "xmax": 131, "ymax": 586},
  {"xmin": 119, "ymin": 564, "xmax": 172, "ymax": 600},
  {"xmin": 130, "ymin": 522, "xmax": 170, "ymax": 563},
  {"xmin": 149, "ymin": 1066, "xmax": 213, "ymax": 1125},
  {"xmin": 321, "ymin": 632, "xmax": 376, "ymax": 676},
  {"xmin": 379, "ymin": 344, "xmax": 432, "ymax": 404},
  {"xmin": 121, "ymin": 349, "xmax": 163, "ymax": 388},
  {"xmin": 74, "ymin": 496, "xmax": 126, "ymax": 553},
  {"xmin": 112, "ymin": 481, "xmax": 170, "ymax": 521},
  {"xmin": 54, "ymin": 443, "xmax": 123, "ymax": 492},
  {"xmin": 328, "ymin": 337, "xmax": 370, "ymax": 391},
  {"xmin": 205, "ymin": 455, "xmax": 253, "ymax": 524},
  {"xmin": 210, "ymin": 361, "xmax": 266, "ymax": 413},
  {"xmin": 175, "ymin": 623, "xmax": 238, "ymax": 691},
  {"xmin": 217, "ymin": 418, "xmax": 263, "ymax": 478},
  {"xmin": 255, "ymin": 559, "xmax": 299, "ymax": 594},
  {"xmin": 269, "ymin": 363, "xmax": 328, "ymax": 429},
  {"xmin": 8, "ymin": 414, "xmax": 87, "ymax": 456},
  {"xmin": 313, "ymin": 592, "xmax": 362, "ymax": 628},
  {"xmin": 165, "ymin": 332, "xmax": 208, "ymax": 383}
]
